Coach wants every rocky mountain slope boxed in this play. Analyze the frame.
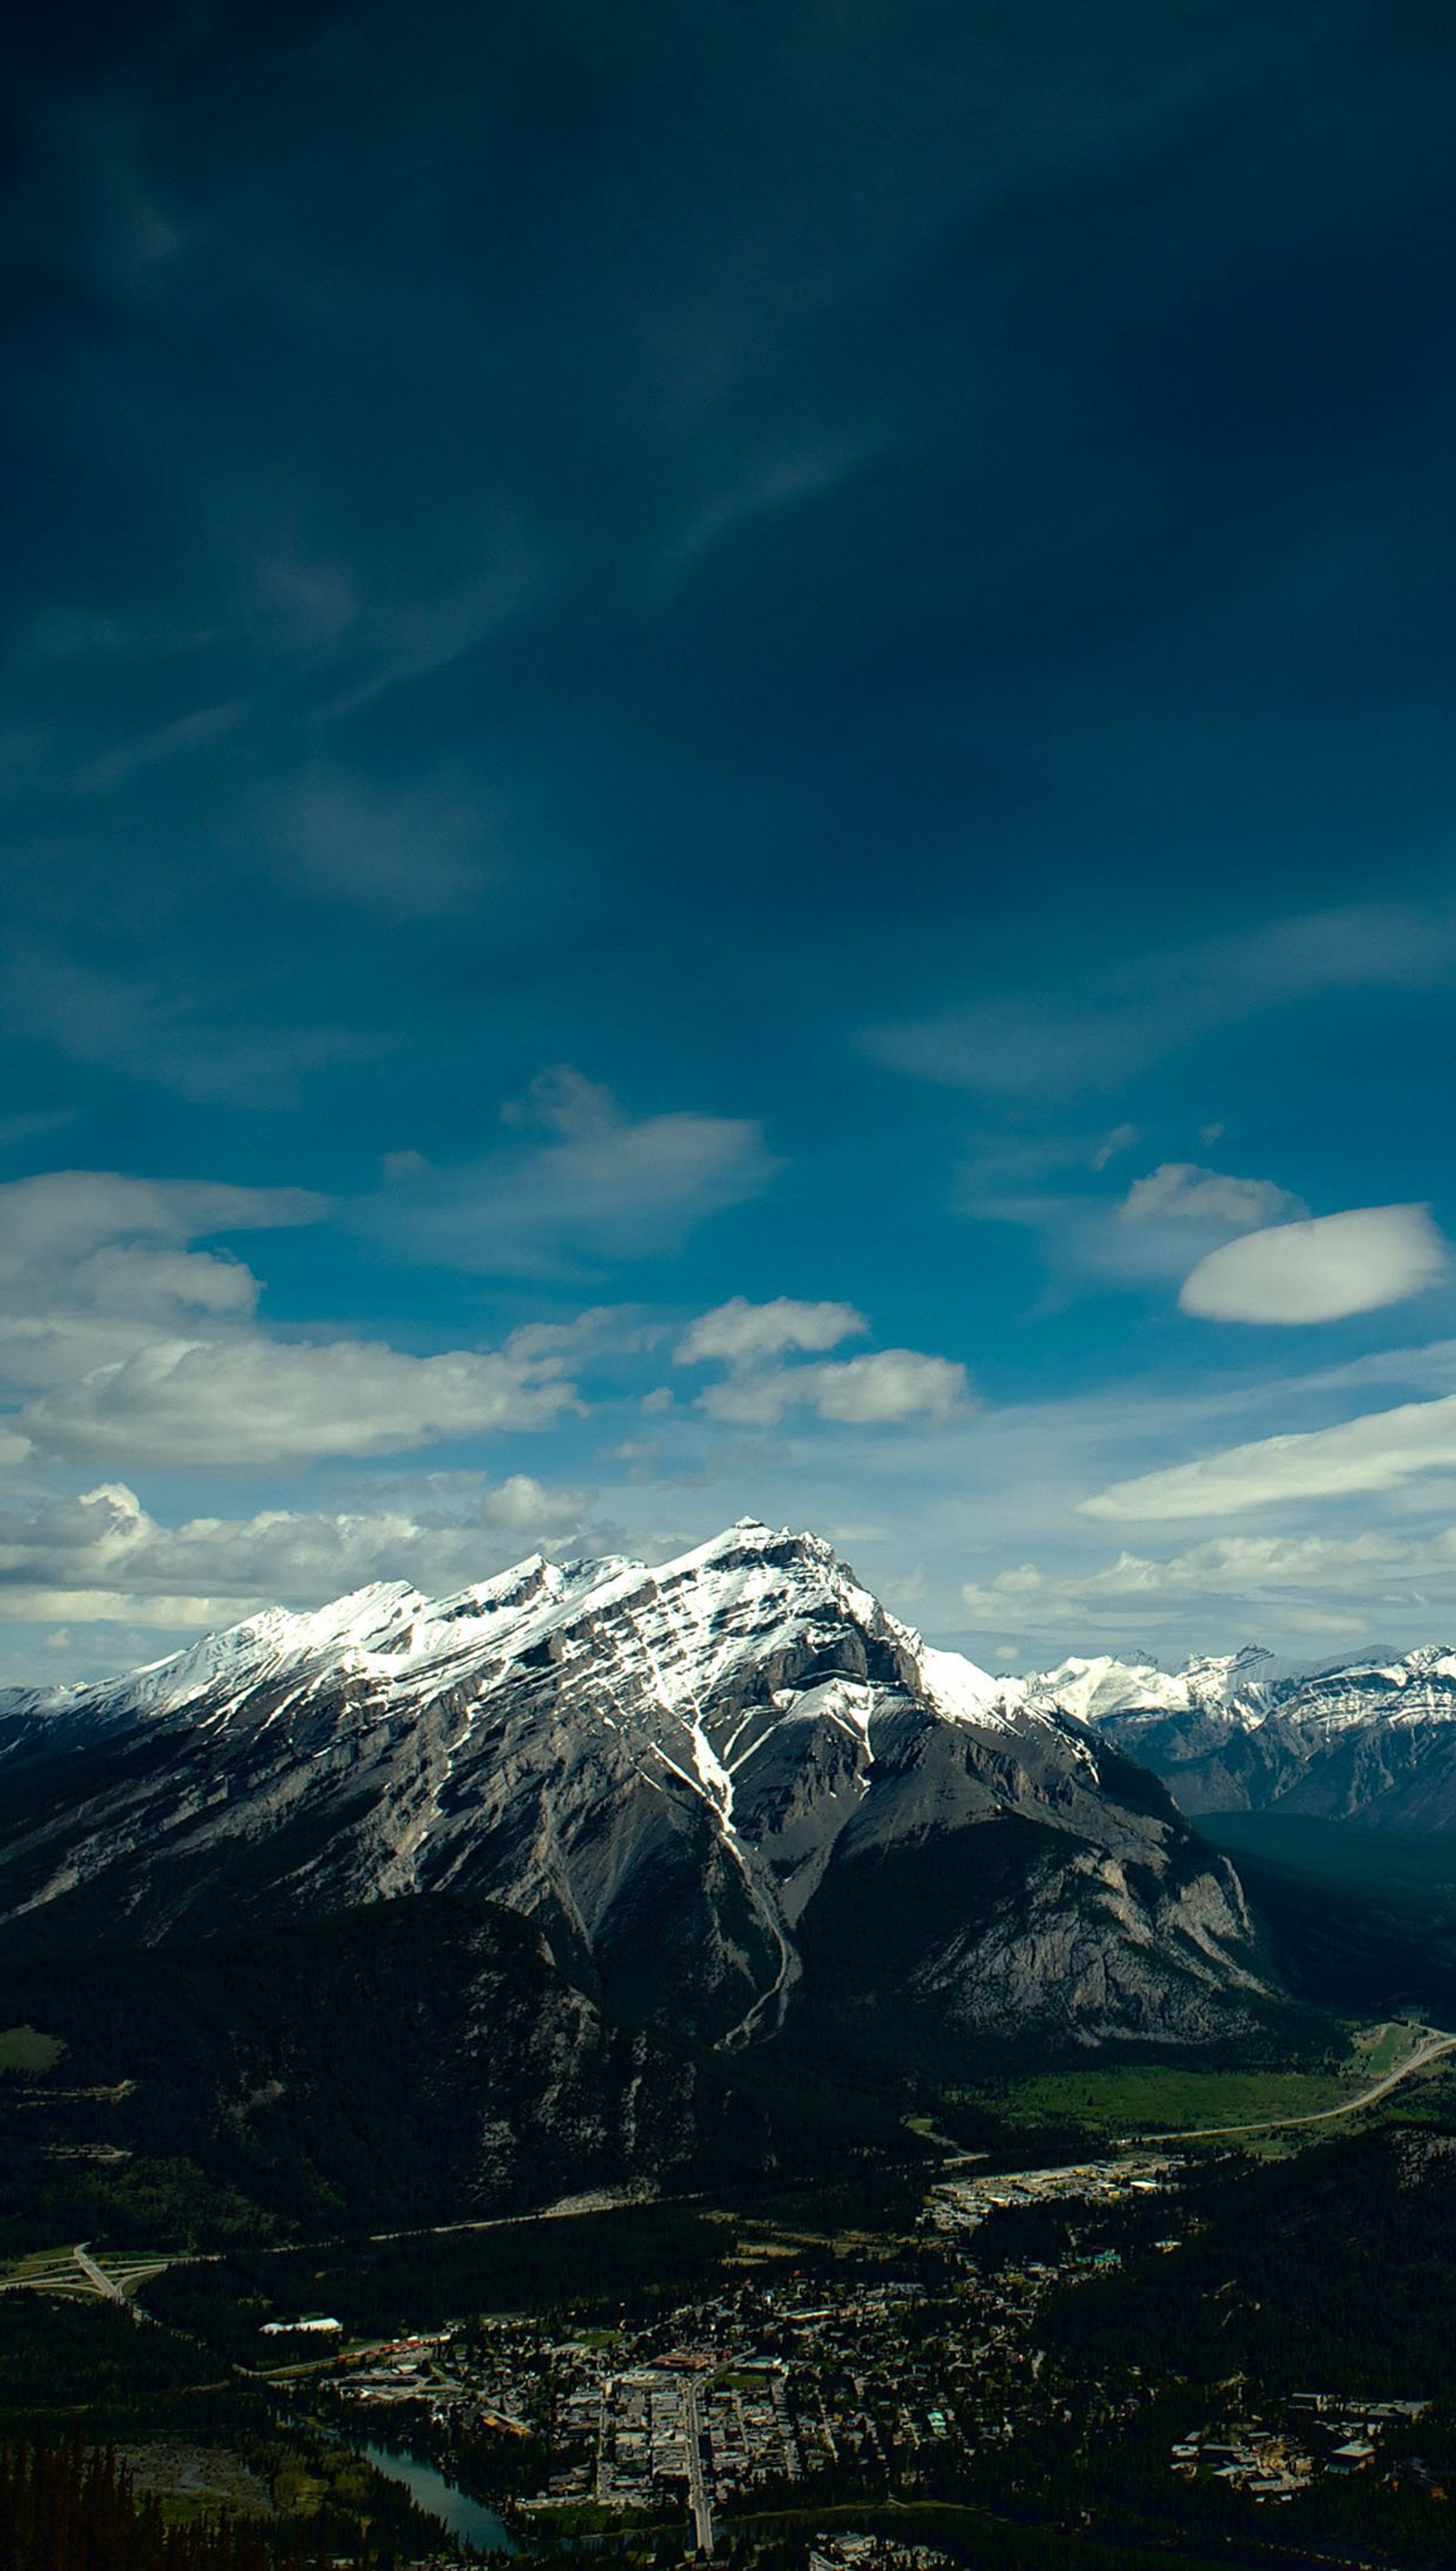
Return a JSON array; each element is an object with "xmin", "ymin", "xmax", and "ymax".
[
  {"xmin": 1032, "ymin": 1645, "xmax": 1456, "ymax": 1830},
  {"xmin": 0, "ymin": 1895, "xmax": 860, "ymax": 2245},
  {"xmin": 0, "ymin": 1523, "xmax": 1273, "ymax": 2065}
]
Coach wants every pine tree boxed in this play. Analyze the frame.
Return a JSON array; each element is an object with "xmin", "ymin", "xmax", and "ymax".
[{"xmin": 0, "ymin": 2440, "xmax": 292, "ymax": 2571}]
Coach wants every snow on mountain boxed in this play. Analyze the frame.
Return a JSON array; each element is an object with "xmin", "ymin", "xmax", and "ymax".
[
  {"xmin": 1019, "ymin": 1646, "xmax": 1278, "ymax": 1727},
  {"xmin": 1029, "ymin": 1638, "xmax": 1456, "ymax": 1827},
  {"xmin": 0, "ymin": 1521, "xmax": 1272, "ymax": 2062},
  {"xmin": 4, "ymin": 1521, "xmax": 1021, "ymax": 1785}
]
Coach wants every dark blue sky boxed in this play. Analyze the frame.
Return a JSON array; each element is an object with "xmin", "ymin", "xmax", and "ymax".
[{"xmin": 5, "ymin": 0, "xmax": 1456, "ymax": 1678}]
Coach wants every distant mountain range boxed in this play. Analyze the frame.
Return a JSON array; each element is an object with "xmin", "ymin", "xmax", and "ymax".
[
  {"xmin": 0, "ymin": 1522, "xmax": 1275, "ymax": 2079},
  {"xmin": 1035, "ymin": 1645, "xmax": 1456, "ymax": 1831}
]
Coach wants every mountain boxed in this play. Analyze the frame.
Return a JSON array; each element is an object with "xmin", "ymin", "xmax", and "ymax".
[
  {"xmin": 0, "ymin": 1522, "xmax": 1274, "ymax": 2067},
  {"xmin": 0, "ymin": 1895, "xmax": 874, "ymax": 2248},
  {"xmin": 1039, "ymin": 1645, "xmax": 1456, "ymax": 1829}
]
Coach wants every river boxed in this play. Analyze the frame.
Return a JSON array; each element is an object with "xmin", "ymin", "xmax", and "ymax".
[{"xmin": 360, "ymin": 2441, "xmax": 517, "ymax": 2554}]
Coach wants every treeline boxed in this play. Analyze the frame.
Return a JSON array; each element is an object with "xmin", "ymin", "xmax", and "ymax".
[
  {"xmin": 0, "ymin": 2442, "xmax": 278, "ymax": 2571},
  {"xmin": 146, "ymin": 2197, "xmax": 735, "ymax": 2351},
  {"xmin": 0, "ymin": 2293, "xmax": 252, "ymax": 2450}
]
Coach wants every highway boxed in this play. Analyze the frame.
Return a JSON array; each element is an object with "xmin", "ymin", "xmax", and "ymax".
[
  {"xmin": 72, "ymin": 2242, "xmax": 126, "ymax": 2303},
  {"xmin": 1140, "ymin": 2026, "xmax": 1456, "ymax": 2143}
]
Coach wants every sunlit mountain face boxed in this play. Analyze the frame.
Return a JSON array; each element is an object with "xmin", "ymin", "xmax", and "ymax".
[{"xmin": 0, "ymin": 1523, "xmax": 1278, "ymax": 2064}]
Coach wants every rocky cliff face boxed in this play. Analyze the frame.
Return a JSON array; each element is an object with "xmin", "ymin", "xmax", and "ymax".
[
  {"xmin": 0, "ymin": 1523, "xmax": 1276, "ymax": 2063},
  {"xmin": 1034, "ymin": 1645, "xmax": 1456, "ymax": 1830}
]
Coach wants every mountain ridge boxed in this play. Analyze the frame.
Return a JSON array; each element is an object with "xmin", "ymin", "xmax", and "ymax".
[
  {"xmin": 0, "ymin": 1521, "xmax": 1275, "ymax": 2068},
  {"xmin": 1036, "ymin": 1641, "xmax": 1456, "ymax": 1828}
]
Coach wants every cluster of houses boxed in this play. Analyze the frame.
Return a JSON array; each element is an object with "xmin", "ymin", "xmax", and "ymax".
[
  {"xmin": 1171, "ymin": 2395, "xmax": 1432, "ymax": 2501},
  {"xmin": 807, "ymin": 2541, "xmax": 953, "ymax": 2571},
  {"xmin": 589, "ymin": 2360, "xmax": 803, "ymax": 2511},
  {"xmin": 257, "ymin": 2154, "xmax": 1447, "ymax": 2542},
  {"xmin": 925, "ymin": 2153, "xmax": 1178, "ymax": 2238}
]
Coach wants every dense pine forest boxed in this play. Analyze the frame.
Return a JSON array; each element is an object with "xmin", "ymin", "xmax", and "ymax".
[{"xmin": 0, "ymin": 2443, "xmax": 280, "ymax": 2571}]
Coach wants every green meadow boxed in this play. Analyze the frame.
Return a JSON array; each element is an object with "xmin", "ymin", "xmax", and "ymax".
[
  {"xmin": 976, "ymin": 2019, "xmax": 1433, "ymax": 2142},
  {"xmin": 0, "ymin": 2028, "xmax": 65, "ymax": 2075}
]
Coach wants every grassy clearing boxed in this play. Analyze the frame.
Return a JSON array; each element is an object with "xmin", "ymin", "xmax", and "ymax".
[
  {"xmin": 119, "ymin": 2444, "xmax": 274, "ymax": 2524},
  {"xmin": 983, "ymin": 2063, "xmax": 1350, "ymax": 2136},
  {"xmin": 977, "ymin": 2020, "xmax": 1438, "ymax": 2142},
  {"xmin": 1353, "ymin": 2017, "xmax": 1421, "ymax": 2077},
  {"xmin": 0, "ymin": 2026, "xmax": 65, "ymax": 2074}
]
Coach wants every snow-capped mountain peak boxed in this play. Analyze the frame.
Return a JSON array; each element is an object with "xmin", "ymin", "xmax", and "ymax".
[
  {"xmin": 1020, "ymin": 1644, "xmax": 1279, "ymax": 1728},
  {"xmin": 0, "ymin": 1521, "xmax": 1269, "ymax": 2060},
  {"xmin": 1036, "ymin": 1636, "xmax": 1456, "ymax": 1828},
  {"xmin": 76, "ymin": 1516, "xmax": 1008, "ymax": 1761}
]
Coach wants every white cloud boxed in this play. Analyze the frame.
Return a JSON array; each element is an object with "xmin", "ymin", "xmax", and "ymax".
[
  {"xmin": 477, "ymin": 1473, "xmax": 591, "ymax": 1534},
  {"xmin": 0, "ymin": 1475, "xmax": 596, "ymax": 1625},
  {"xmin": 1090, "ymin": 1123, "xmax": 1138, "ymax": 1171},
  {"xmin": 0, "ymin": 1166, "xmax": 587, "ymax": 1471},
  {"xmin": 960, "ymin": 1524, "xmax": 1456, "ymax": 1648},
  {"xmin": 956, "ymin": 1143, "xmax": 1309, "ymax": 1302},
  {"xmin": 697, "ymin": 1372, "xmax": 798, "ymax": 1426},
  {"xmin": 72, "ymin": 1244, "xmax": 260, "ymax": 1319},
  {"xmin": 700, "ymin": 1347, "xmax": 968, "ymax": 1427},
  {"xmin": 676, "ymin": 1295, "xmax": 866, "ymax": 1367},
  {"xmin": 1094, "ymin": 1530, "xmax": 1444, "ymax": 1597},
  {"xmin": 372, "ymin": 1068, "xmax": 775, "ymax": 1274},
  {"xmin": 966, "ymin": 1531, "xmax": 1414, "ymax": 1616},
  {"xmin": 0, "ymin": 1170, "xmax": 329, "ymax": 1398},
  {"xmin": 20, "ymin": 1331, "xmax": 576, "ymax": 1468},
  {"xmin": 1080, "ymin": 1388, "xmax": 1456, "ymax": 1522},
  {"xmin": 1179, "ymin": 1203, "xmax": 1448, "ymax": 1324},
  {"xmin": 675, "ymin": 1294, "xmax": 967, "ymax": 1428},
  {"xmin": 1119, "ymin": 1162, "xmax": 1306, "ymax": 1230},
  {"xmin": 806, "ymin": 1350, "xmax": 968, "ymax": 1424},
  {"xmin": 0, "ymin": 1169, "xmax": 327, "ymax": 1275}
]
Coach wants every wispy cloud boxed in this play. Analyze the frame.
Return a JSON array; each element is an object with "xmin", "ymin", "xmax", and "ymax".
[
  {"xmin": 273, "ymin": 771, "xmax": 507, "ymax": 918},
  {"xmin": 870, "ymin": 900, "xmax": 1456, "ymax": 1099},
  {"xmin": 369, "ymin": 1068, "xmax": 777, "ymax": 1276},
  {"xmin": 960, "ymin": 1144, "xmax": 1315, "ymax": 1301},
  {"xmin": 0, "ymin": 1169, "xmax": 327, "ymax": 1269},
  {"xmin": 1081, "ymin": 1386, "xmax": 1456, "ymax": 1523},
  {"xmin": 0, "ymin": 937, "xmax": 380, "ymax": 1107}
]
